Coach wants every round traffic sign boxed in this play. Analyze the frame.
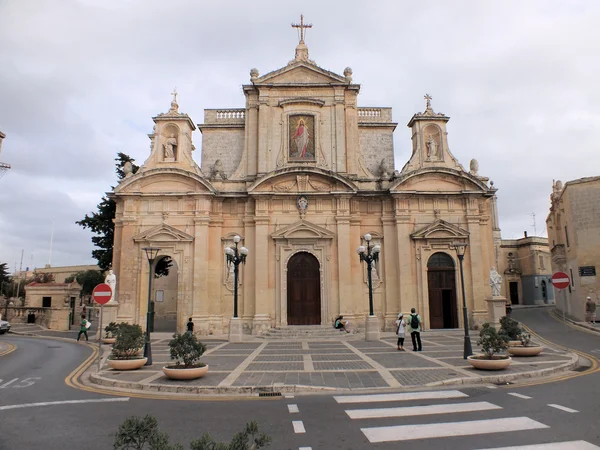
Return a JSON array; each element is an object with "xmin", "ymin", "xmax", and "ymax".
[
  {"xmin": 551, "ymin": 272, "xmax": 570, "ymax": 290},
  {"xmin": 92, "ymin": 283, "xmax": 113, "ymax": 305}
]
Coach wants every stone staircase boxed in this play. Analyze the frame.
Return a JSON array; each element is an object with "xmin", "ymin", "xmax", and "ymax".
[{"xmin": 257, "ymin": 325, "xmax": 359, "ymax": 340}]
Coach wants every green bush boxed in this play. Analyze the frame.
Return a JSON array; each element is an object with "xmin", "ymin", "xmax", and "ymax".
[
  {"xmin": 499, "ymin": 315, "xmax": 522, "ymax": 340},
  {"xmin": 168, "ymin": 333, "xmax": 206, "ymax": 368},
  {"xmin": 477, "ymin": 323, "xmax": 508, "ymax": 359},
  {"xmin": 113, "ymin": 415, "xmax": 271, "ymax": 450},
  {"xmin": 104, "ymin": 321, "xmax": 120, "ymax": 338},
  {"xmin": 111, "ymin": 323, "xmax": 145, "ymax": 360}
]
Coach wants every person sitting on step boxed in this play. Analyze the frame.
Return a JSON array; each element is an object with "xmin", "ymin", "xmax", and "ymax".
[{"xmin": 334, "ymin": 315, "xmax": 350, "ymax": 333}]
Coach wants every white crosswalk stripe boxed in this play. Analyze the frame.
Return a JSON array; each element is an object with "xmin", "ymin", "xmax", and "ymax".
[{"xmin": 333, "ymin": 389, "xmax": 598, "ymax": 448}]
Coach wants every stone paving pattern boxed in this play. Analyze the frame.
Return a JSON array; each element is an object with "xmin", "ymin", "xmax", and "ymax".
[{"xmin": 88, "ymin": 330, "xmax": 577, "ymax": 391}]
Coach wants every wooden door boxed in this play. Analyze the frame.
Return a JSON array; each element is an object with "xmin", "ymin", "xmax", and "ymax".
[
  {"xmin": 427, "ymin": 253, "xmax": 458, "ymax": 329},
  {"xmin": 510, "ymin": 282, "xmax": 519, "ymax": 305},
  {"xmin": 287, "ymin": 252, "xmax": 321, "ymax": 325}
]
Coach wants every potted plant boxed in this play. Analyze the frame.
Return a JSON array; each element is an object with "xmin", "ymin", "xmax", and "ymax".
[
  {"xmin": 499, "ymin": 315, "xmax": 523, "ymax": 346},
  {"xmin": 467, "ymin": 323, "xmax": 512, "ymax": 370},
  {"xmin": 162, "ymin": 332, "xmax": 208, "ymax": 380},
  {"xmin": 107, "ymin": 323, "xmax": 147, "ymax": 370},
  {"xmin": 102, "ymin": 322, "xmax": 119, "ymax": 344},
  {"xmin": 507, "ymin": 332, "xmax": 544, "ymax": 356}
]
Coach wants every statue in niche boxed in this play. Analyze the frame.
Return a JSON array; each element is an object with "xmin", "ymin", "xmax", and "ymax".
[
  {"xmin": 489, "ymin": 267, "xmax": 502, "ymax": 297},
  {"xmin": 210, "ymin": 159, "xmax": 226, "ymax": 180},
  {"xmin": 426, "ymin": 134, "xmax": 439, "ymax": 160},
  {"xmin": 163, "ymin": 133, "xmax": 177, "ymax": 159},
  {"xmin": 379, "ymin": 158, "xmax": 391, "ymax": 179}
]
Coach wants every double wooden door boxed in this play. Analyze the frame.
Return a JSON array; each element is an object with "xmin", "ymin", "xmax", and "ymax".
[
  {"xmin": 287, "ymin": 252, "xmax": 321, "ymax": 325},
  {"xmin": 428, "ymin": 269, "xmax": 459, "ymax": 329}
]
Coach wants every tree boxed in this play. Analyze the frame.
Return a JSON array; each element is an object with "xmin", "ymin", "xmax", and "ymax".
[
  {"xmin": 65, "ymin": 270, "xmax": 105, "ymax": 296},
  {"xmin": 30, "ymin": 272, "xmax": 54, "ymax": 283},
  {"xmin": 77, "ymin": 153, "xmax": 139, "ymax": 271},
  {"xmin": 0, "ymin": 263, "xmax": 10, "ymax": 285}
]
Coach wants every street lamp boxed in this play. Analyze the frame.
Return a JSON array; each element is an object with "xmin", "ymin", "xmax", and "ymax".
[
  {"xmin": 224, "ymin": 235, "xmax": 248, "ymax": 318},
  {"xmin": 357, "ymin": 233, "xmax": 381, "ymax": 317},
  {"xmin": 142, "ymin": 247, "xmax": 160, "ymax": 366},
  {"xmin": 454, "ymin": 242, "xmax": 473, "ymax": 359}
]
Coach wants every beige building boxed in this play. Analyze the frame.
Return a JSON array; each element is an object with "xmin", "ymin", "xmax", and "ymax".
[
  {"xmin": 547, "ymin": 177, "xmax": 600, "ymax": 320},
  {"xmin": 14, "ymin": 264, "xmax": 100, "ymax": 283},
  {"xmin": 21, "ymin": 281, "xmax": 82, "ymax": 331},
  {"xmin": 111, "ymin": 32, "xmax": 500, "ymax": 335}
]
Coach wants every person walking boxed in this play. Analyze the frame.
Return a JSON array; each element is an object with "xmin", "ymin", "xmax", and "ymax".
[
  {"xmin": 408, "ymin": 308, "xmax": 422, "ymax": 351},
  {"xmin": 395, "ymin": 313, "xmax": 406, "ymax": 351},
  {"xmin": 186, "ymin": 317, "xmax": 195, "ymax": 335},
  {"xmin": 77, "ymin": 314, "xmax": 89, "ymax": 341},
  {"xmin": 585, "ymin": 297, "xmax": 596, "ymax": 324}
]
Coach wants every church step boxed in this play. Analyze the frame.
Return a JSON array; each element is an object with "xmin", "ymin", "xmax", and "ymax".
[{"xmin": 258, "ymin": 325, "xmax": 356, "ymax": 340}]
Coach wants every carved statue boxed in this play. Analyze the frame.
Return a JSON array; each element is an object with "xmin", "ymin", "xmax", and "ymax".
[
  {"xmin": 426, "ymin": 134, "xmax": 438, "ymax": 159},
  {"xmin": 469, "ymin": 159, "xmax": 479, "ymax": 175},
  {"xmin": 379, "ymin": 158, "xmax": 390, "ymax": 179},
  {"xmin": 489, "ymin": 267, "xmax": 502, "ymax": 297},
  {"xmin": 123, "ymin": 161, "xmax": 134, "ymax": 178},
  {"xmin": 105, "ymin": 269, "xmax": 117, "ymax": 303},
  {"xmin": 210, "ymin": 159, "xmax": 226, "ymax": 180},
  {"xmin": 163, "ymin": 133, "xmax": 177, "ymax": 159},
  {"xmin": 344, "ymin": 67, "xmax": 353, "ymax": 82}
]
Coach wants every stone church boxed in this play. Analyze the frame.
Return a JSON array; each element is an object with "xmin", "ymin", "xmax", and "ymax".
[{"xmin": 110, "ymin": 26, "xmax": 500, "ymax": 336}]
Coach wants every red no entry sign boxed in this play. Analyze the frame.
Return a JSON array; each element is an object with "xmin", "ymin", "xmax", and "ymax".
[
  {"xmin": 92, "ymin": 283, "xmax": 113, "ymax": 305},
  {"xmin": 551, "ymin": 272, "xmax": 570, "ymax": 290}
]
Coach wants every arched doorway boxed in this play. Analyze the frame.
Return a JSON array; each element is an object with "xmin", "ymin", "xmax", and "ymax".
[
  {"xmin": 427, "ymin": 252, "xmax": 458, "ymax": 329},
  {"xmin": 152, "ymin": 256, "xmax": 178, "ymax": 332},
  {"xmin": 287, "ymin": 252, "xmax": 321, "ymax": 325}
]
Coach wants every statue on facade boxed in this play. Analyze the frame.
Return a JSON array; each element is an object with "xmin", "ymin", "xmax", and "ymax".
[
  {"xmin": 379, "ymin": 158, "xmax": 390, "ymax": 179},
  {"xmin": 210, "ymin": 159, "xmax": 226, "ymax": 180},
  {"xmin": 489, "ymin": 267, "xmax": 502, "ymax": 297},
  {"xmin": 123, "ymin": 161, "xmax": 134, "ymax": 178},
  {"xmin": 426, "ymin": 134, "xmax": 438, "ymax": 159},
  {"xmin": 105, "ymin": 269, "xmax": 117, "ymax": 303},
  {"xmin": 469, "ymin": 159, "xmax": 479, "ymax": 175},
  {"xmin": 163, "ymin": 134, "xmax": 177, "ymax": 159}
]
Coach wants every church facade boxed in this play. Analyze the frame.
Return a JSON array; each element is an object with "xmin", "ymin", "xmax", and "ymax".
[{"xmin": 111, "ymin": 33, "xmax": 500, "ymax": 335}]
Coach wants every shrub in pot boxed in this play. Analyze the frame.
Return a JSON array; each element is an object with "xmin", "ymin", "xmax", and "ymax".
[
  {"xmin": 468, "ymin": 323, "xmax": 512, "ymax": 370},
  {"xmin": 103, "ymin": 322, "xmax": 119, "ymax": 343},
  {"xmin": 499, "ymin": 315, "xmax": 523, "ymax": 345},
  {"xmin": 107, "ymin": 323, "xmax": 147, "ymax": 370},
  {"xmin": 162, "ymin": 332, "xmax": 208, "ymax": 380},
  {"xmin": 508, "ymin": 332, "xmax": 544, "ymax": 356}
]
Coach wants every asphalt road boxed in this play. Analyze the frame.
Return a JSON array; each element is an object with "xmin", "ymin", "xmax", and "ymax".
[{"xmin": 0, "ymin": 308, "xmax": 598, "ymax": 450}]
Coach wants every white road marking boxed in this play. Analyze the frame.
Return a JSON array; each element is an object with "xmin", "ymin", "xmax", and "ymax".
[
  {"xmin": 347, "ymin": 401, "xmax": 501, "ymax": 419},
  {"xmin": 0, "ymin": 397, "xmax": 129, "ymax": 411},
  {"xmin": 361, "ymin": 417, "xmax": 548, "ymax": 443},
  {"xmin": 334, "ymin": 389, "xmax": 468, "ymax": 404},
  {"xmin": 299, "ymin": 447, "xmax": 312, "ymax": 450},
  {"xmin": 508, "ymin": 393, "xmax": 532, "ymax": 399},
  {"xmin": 288, "ymin": 404, "xmax": 299, "ymax": 413},
  {"xmin": 284, "ymin": 394, "xmax": 294, "ymax": 399},
  {"xmin": 292, "ymin": 420, "xmax": 305, "ymax": 433},
  {"xmin": 476, "ymin": 441, "xmax": 600, "ymax": 449},
  {"xmin": 486, "ymin": 385, "xmax": 498, "ymax": 389},
  {"xmin": 548, "ymin": 404, "xmax": 579, "ymax": 413},
  {"xmin": 0, "ymin": 378, "xmax": 19, "ymax": 389}
]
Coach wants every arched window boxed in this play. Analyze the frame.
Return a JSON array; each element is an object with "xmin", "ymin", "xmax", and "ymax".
[{"xmin": 427, "ymin": 252, "xmax": 455, "ymax": 269}]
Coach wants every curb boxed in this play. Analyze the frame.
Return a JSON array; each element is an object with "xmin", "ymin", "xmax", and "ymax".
[{"xmin": 550, "ymin": 309, "xmax": 600, "ymax": 335}]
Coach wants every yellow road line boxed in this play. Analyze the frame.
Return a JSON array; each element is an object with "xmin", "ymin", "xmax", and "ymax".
[
  {"xmin": 0, "ymin": 342, "xmax": 16, "ymax": 357},
  {"xmin": 502, "ymin": 313, "xmax": 600, "ymax": 388}
]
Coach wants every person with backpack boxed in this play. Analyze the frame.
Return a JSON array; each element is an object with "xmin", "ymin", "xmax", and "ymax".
[
  {"xmin": 77, "ymin": 314, "xmax": 89, "ymax": 342},
  {"xmin": 395, "ymin": 313, "xmax": 406, "ymax": 351},
  {"xmin": 408, "ymin": 308, "xmax": 422, "ymax": 351},
  {"xmin": 186, "ymin": 317, "xmax": 195, "ymax": 335}
]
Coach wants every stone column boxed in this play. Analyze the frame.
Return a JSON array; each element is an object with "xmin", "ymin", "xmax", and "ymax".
[
  {"xmin": 382, "ymin": 210, "xmax": 399, "ymax": 330},
  {"xmin": 256, "ymin": 98, "xmax": 269, "ymax": 177},
  {"xmin": 334, "ymin": 91, "xmax": 347, "ymax": 174},
  {"xmin": 252, "ymin": 198, "xmax": 271, "ymax": 333},
  {"xmin": 335, "ymin": 196, "xmax": 352, "ymax": 315},
  {"xmin": 192, "ymin": 211, "xmax": 210, "ymax": 333}
]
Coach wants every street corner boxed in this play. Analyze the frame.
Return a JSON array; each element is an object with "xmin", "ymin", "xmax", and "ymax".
[{"xmin": 0, "ymin": 341, "xmax": 16, "ymax": 356}]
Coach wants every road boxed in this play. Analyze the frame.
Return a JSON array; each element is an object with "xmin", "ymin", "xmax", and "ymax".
[{"xmin": 0, "ymin": 308, "xmax": 598, "ymax": 450}]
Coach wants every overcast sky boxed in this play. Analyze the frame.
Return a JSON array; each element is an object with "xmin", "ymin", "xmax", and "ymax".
[{"xmin": 0, "ymin": 0, "xmax": 598, "ymax": 273}]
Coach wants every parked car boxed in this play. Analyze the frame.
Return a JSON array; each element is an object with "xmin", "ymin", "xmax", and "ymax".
[{"xmin": 0, "ymin": 319, "xmax": 11, "ymax": 334}]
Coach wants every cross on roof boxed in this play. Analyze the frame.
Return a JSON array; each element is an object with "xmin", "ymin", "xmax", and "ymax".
[
  {"xmin": 291, "ymin": 14, "xmax": 312, "ymax": 43},
  {"xmin": 424, "ymin": 93, "xmax": 432, "ymax": 109},
  {"xmin": 171, "ymin": 88, "xmax": 178, "ymax": 103}
]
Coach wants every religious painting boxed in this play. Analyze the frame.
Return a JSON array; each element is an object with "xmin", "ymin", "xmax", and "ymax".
[{"xmin": 289, "ymin": 115, "xmax": 315, "ymax": 160}]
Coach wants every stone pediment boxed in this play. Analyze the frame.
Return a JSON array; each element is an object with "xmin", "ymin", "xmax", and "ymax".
[
  {"xmin": 248, "ymin": 169, "xmax": 357, "ymax": 194},
  {"xmin": 390, "ymin": 168, "xmax": 491, "ymax": 194},
  {"xmin": 271, "ymin": 219, "xmax": 335, "ymax": 240},
  {"xmin": 255, "ymin": 62, "xmax": 347, "ymax": 85},
  {"xmin": 115, "ymin": 168, "xmax": 215, "ymax": 195},
  {"xmin": 133, "ymin": 223, "xmax": 194, "ymax": 243},
  {"xmin": 411, "ymin": 219, "xmax": 469, "ymax": 240}
]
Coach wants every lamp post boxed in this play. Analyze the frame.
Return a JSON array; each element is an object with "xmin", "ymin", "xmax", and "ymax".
[
  {"xmin": 224, "ymin": 235, "xmax": 249, "ymax": 319},
  {"xmin": 454, "ymin": 243, "xmax": 473, "ymax": 359},
  {"xmin": 142, "ymin": 247, "xmax": 160, "ymax": 365},
  {"xmin": 357, "ymin": 233, "xmax": 381, "ymax": 340}
]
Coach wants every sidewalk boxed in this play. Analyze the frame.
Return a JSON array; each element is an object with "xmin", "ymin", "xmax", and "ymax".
[
  {"xmin": 549, "ymin": 308, "xmax": 600, "ymax": 334},
  {"xmin": 9, "ymin": 322, "xmax": 99, "ymax": 340},
  {"xmin": 84, "ymin": 329, "xmax": 578, "ymax": 396}
]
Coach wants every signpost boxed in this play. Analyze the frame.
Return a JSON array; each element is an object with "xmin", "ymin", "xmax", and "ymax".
[
  {"xmin": 551, "ymin": 272, "xmax": 570, "ymax": 331},
  {"xmin": 92, "ymin": 283, "xmax": 112, "ymax": 372}
]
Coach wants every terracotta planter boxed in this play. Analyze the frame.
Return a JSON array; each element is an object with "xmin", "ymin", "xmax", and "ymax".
[
  {"xmin": 107, "ymin": 357, "xmax": 148, "ymax": 370},
  {"xmin": 508, "ymin": 345, "xmax": 544, "ymax": 356},
  {"xmin": 162, "ymin": 364, "xmax": 209, "ymax": 380},
  {"xmin": 467, "ymin": 355, "xmax": 512, "ymax": 370},
  {"xmin": 102, "ymin": 337, "xmax": 116, "ymax": 344}
]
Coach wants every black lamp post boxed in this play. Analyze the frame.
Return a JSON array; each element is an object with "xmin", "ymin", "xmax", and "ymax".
[
  {"xmin": 454, "ymin": 243, "xmax": 473, "ymax": 359},
  {"xmin": 224, "ymin": 236, "xmax": 248, "ymax": 318},
  {"xmin": 356, "ymin": 233, "xmax": 381, "ymax": 317},
  {"xmin": 142, "ymin": 247, "xmax": 160, "ymax": 366}
]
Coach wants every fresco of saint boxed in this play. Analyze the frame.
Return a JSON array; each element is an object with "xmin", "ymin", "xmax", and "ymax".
[{"xmin": 289, "ymin": 115, "xmax": 315, "ymax": 159}]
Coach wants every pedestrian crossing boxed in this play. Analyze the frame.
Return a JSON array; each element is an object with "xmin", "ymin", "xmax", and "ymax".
[{"xmin": 333, "ymin": 389, "xmax": 600, "ymax": 448}]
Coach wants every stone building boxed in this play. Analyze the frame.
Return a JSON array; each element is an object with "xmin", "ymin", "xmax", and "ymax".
[
  {"xmin": 497, "ymin": 234, "xmax": 554, "ymax": 306},
  {"xmin": 111, "ymin": 29, "xmax": 500, "ymax": 335},
  {"xmin": 547, "ymin": 177, "xmax": 600, "ymax": 320}
]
